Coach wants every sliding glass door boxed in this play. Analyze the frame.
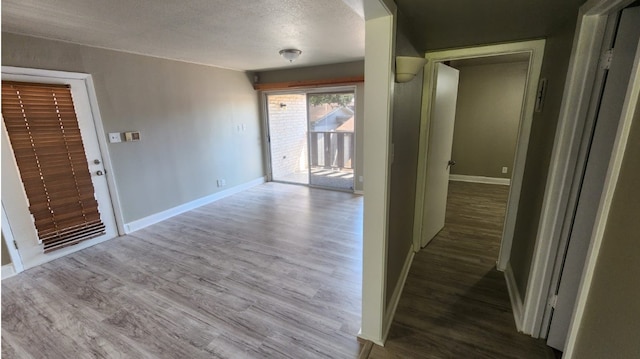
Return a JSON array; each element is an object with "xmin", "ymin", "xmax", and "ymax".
[
  {"xmin": 266, "ymin": 93, "xmax": 309, "ymax": 184},
  {"xmin": 307, "ymin": 92, "xmax": 355, "ymax": 190},
  {"xmin": 266, "ymin": 89, "xmax": 355, "ymax": 191}
]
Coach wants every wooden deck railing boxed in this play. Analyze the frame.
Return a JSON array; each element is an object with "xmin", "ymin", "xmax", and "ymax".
[{"xmin": 309, "ymin": 131, "xmax": 354, "ymax": 169}]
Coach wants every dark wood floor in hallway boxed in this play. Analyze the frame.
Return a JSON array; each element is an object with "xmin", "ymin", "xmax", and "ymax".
[
  {"xmin": 2, "ymin": 183, "xmax": 364, "ymax": 359},
  {"xmin": 369, "ymin": 181, "xmax": 554, "ymax": 359}
]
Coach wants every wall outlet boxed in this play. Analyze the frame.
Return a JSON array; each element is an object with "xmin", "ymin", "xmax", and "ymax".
[
  {"xmin": 502, "ymin": 167, "xmax": 508, "ymax": 174},
  {"xmin": 108, "ymin": 132, "xmax": 121, "ymax": 143},
  {"xmin": 359, "ymin": 176, "xmax": 364, "ymax": 183},
  {"xmin": 217, "ymin": 179, "xmax": 226, "ymax": 187}
]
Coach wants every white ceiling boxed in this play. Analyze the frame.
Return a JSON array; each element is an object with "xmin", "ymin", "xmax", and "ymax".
[{"xmin": 1, "ymin": 0, "xmax": 366, "ymax": 72}]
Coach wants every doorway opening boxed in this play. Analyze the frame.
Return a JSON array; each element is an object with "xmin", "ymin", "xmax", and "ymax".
[
  {"xmin": 412, "ymin": 40, "xmax": 546, "ymax": 333},
  {"xmin": 418, "ymin": 54, "xmax": 532, "ymax": 256},
  {"xmin": 265, "ymin": 88, "xmax": 356, "ymax": 192},
  {"xmin": 413, "ymin": 40, "xmax": 546, "ymax": 271},
  {"xmin": 416, "ymin": 52, "xmax": 537, "ymax": 248}
]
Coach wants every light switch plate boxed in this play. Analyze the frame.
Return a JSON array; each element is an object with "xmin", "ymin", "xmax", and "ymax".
[
  {"xmin": 108, "ymin": 132, "xmax": 121, "ymax": 143},
  {"xmin": 124, "ymin": 131, "xmax": 141, "ymax": 141}
]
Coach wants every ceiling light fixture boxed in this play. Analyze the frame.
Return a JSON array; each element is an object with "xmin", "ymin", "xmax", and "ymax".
[{"xmin": 279, "ymin": 49, "xmax": 302, "ymax": 63}]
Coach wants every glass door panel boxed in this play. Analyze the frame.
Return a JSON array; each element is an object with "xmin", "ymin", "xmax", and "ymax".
[
  {"xmin": 307, "ymin": 92, "xmax": 355, "ymax": 190},
  {"xmin": 266, "ymin": 94, "xmax": 309, "ymax": 184}
]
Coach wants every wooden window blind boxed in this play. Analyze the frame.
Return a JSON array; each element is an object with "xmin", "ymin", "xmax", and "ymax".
[{"xmin": 2, "ymin": 81, "xmax": 105, "ymax": 253}]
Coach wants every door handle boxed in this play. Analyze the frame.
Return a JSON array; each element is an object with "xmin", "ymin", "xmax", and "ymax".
[
  {"xmin": 96, "ymin": 170, "xmax": 104, "ymax": 176},
  {"xmin": 447, "ymin": 160, "xmax": 456, "ymax": 168}
]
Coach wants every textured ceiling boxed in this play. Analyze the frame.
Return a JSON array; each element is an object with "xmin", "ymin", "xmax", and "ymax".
[
  {"xmin": 1, "ymin": 0, "xmax": 365, "ymax": 71},
  {"xmin": 395, "ymin": 0, "xmax": 586, "ymax": 51},
  {"xmin": 2, "ymin": 0, "xmax": 588, "ymax": 72}
]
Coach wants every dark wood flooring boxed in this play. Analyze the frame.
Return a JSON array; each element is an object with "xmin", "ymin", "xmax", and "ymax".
[
  {"xmin": 368, "ymin": 181, "xmax": 555, "ymax": 359},
  {"xmin": 2, "ymin": 183, "xmax": 364, "ymax": 359}
]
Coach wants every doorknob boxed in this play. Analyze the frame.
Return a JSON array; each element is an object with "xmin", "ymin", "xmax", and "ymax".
[
  {"xmin": 447, "ymin": 160, "xmax": 456, "ymax": 168},
  {"xmin": 96, "ymin": 170, "xmax": 104, "ymax": 176}
]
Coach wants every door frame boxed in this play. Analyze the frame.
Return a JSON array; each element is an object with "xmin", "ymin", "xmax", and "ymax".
[
  {"xmin": 1, "ymin": 66, "xmax": 125, "ymax": 273},
  {"xmin": 521, "ymin": 0, "xmax": 639, "ymax": 345},
  {"xmin": 564, "ymin": 27, "xmax": 639, "ymax": 358},
  {"xmin": 1, "ymin": 202, "xmax": 24, "ymax": 278},
  {"xmin": 261, "ymin": 85, "xmax": 358, "ymax": 191},
  {"xmin": 412, "ymin": 40, "xmax": 546, "ymax": 268}
]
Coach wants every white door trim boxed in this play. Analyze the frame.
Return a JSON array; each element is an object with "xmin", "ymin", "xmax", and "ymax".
[
  {"xmin": 1, "ymin": 66, "xmax": 126, "ymax": 237},
  {"xmin": 564, "ymin": 35, "xmax": 640, "ymax": 358},
  {"xmin": 359, "ymin": 0, "xmax": 396, "ymax": 345},
  {"xmin": 1, "ymin": 203, "xmax": 24, "ymax": 276},
  {"xmin": 412, "ymin": 40, "xmax": 546, "ymax": 272},
  {"xmin": 520, "ymin": 0, "xmax": 636, "ymax": 338}
]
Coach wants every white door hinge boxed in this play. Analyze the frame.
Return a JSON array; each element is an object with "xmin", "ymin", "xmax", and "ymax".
[
  {"xmin": 13, "ymin": 240, "xmax": 18, "ymax": 250},
  {"xmin": 600, "ymin": 49, "xmax": 614, "ymax": 70},
  {"xmin": 549, "ymin": 294, "xmax": 558, "ymax": 309}
]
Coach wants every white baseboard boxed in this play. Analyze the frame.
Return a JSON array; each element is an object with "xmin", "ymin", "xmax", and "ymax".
[
  {"xmin": 450, "ymin": 174, "xmax": 511, "ymax": 186},
  {"xmin": 357, "ymin": 330, "xmax": 385, "ymax": 347},
  {"xmin": 2, "ymin": 264, "xmax": 16, "ymax": 280},
  {"xmin": 504, "ymin": 262, "xmax": 524, "ymax": 332},
  {"xmin": 353, "ymin": 190, "xmax": 364, "ymax": 195},
  {"xmin": 125, "ymin": 176, "xmax": 266, "ymax": 233},
  {"xmin": 381, "ymin": 244, "xmax": 415, "ymax": 344}
]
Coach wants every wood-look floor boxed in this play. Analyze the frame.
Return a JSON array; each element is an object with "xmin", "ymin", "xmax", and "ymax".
[
  {"xmin": 368, "ymin": 181, "xmax": 554, "ymax": 359},
  {"xmin": 3, "ymin": 181, "xmax": 554, "ymax": 359},
  {"xmin": 2, "ymin": 183, "xmax": 364, "ymax": 359}
]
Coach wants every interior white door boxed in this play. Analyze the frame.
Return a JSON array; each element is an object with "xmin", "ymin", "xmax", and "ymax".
[
  {"xmin": 546, "ymin": 6, "xmax": 640, "ymax": 351},
  {"xmin": 1, "ymin": 72, "xmax": 118, "ymax": 270},
  {"xmin": 421, "ymin": 63, "xmax": 460, "ymax": 247}
]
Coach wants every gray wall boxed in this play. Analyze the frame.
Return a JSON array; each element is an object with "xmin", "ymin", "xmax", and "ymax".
[
  {"xmin": 256, "ymin": 62, "xmax": 365, "ymax": 192},
  {"xmin": 257, "ymin": 61, "xmax": 364, "ymax": 83},
  {"xmin": 509, "ymin": 18, "xmax": 578, "ymax": 299},
  {"xmin": 385, "ymin": 12, "xmax": 424, "ymax": 306},
  {"xmin": 571, "ymin": 99, "xmax": 640, "ymax": 359},
  {"xmin": 1, "ymin": 234, "xmax": 11, "ymax": 266},
  {"xmin": 451, "ymin": 61, "xmax": 528, "ymax": 179},
  {"xmin": 2, "ymin": 33, "xmax": 264, "ymax": 223}
]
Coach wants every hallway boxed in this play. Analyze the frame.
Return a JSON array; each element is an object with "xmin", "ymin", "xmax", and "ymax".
[{"xmin": 368, "ymin": 181, "xmax": 554, "ymax": 358}]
